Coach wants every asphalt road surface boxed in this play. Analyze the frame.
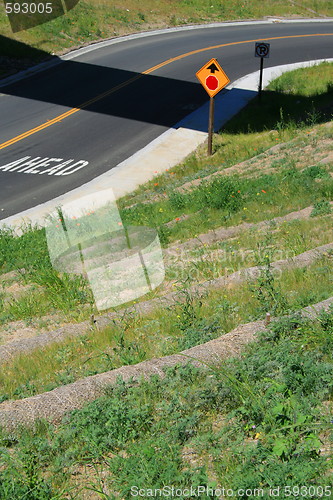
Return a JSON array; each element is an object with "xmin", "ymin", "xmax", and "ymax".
[{"xmin": 0, "ymin": 20, "xmax": 332, "ymax": 218}]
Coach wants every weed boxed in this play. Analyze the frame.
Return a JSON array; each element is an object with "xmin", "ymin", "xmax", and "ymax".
[
  {"xmin": 305, "ymin": 104, "xmax": 322, "ymax": 127},
  {"xmin": 172, "ymin": 277, "xmax": 203, "ymax": 333},
  {"xmin": 310, "ymin": 200, "xmax": 332, "ymax": 217},
  {"xmin": 0, "ymin": 446, "xmax": 55, "ymax": 499},
  {"xmin": 107, "ymin": 437, "xmax": 208, "ymax": 497},
  {"xmin": 157, "ymin": 224, "xmax": 171, "ymax": 246},
  {"xmin": 3, "ymin": 291, "xmax": 50, "ymax": 323},
  {"xmin": 177, "ymin": 318, "xmax": 221, "ymax": 350},
  {"xmin": 169, "ymin": 191, "xmax": 187, "ymax": 210},
  {"xmin": 199, "ymin": 176, "xmax": 242, "ymax": 212},
  {"xmin": 250, "ymin": 237, "xmax": 289, "ymax": 316},
  {"xmin": 83, "ymin": 349, "xmax": 115, "ymax": 371},
  {"xmin": 169, "ymin": 14, "xmax": 177, "ymax": 25},
  {"xmin": 302, "ymin": 164, "xmax": 329, "ymax": 179},
  {"xmin": 112, "ymin": 330, "xmax": 146, "ymax": 366},
  {"xmin": 111, "ymin": 311, "xmax": 146, "ymax": 365}
]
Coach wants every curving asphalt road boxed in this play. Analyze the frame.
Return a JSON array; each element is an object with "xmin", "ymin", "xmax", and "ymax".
[{"xmin": 0, "ymin": 20, "xmax": 332, "ymax": 219}]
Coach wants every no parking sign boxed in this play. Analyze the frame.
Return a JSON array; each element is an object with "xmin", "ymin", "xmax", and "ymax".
[{"xmin": 255, "ymin": 42, "xmax": 270, "ymax": 58}]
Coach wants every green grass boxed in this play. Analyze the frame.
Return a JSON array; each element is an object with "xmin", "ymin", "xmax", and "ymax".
[
  {"xmin": 121, "ymin": 162, "xmax": 333, "ymax": 246},
  {"xmin": 167, "ymin": 213, "xmax": 333, "ymax": 283},
  {"xmin": 1, "ymin": 310, "xmax": 332, "ymax": 497},
  {"xmin": 0, "ymin": 224, "xmax": 95, "ymax": 325},
  {"xmin": 269, "ymin": 63, "xmax": 333, "ymax": 97},
  {"xmin": 1, "ymin": 251, "xmax": 333, "ymax": 401}
]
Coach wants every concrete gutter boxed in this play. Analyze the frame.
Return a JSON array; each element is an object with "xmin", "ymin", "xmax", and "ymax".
[{"xmin": 1, "ymin": 57, "xmax": 333, "ymax": 230}]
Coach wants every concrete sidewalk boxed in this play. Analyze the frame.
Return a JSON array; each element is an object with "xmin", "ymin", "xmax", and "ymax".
[{"xmin": 1, "ymin": 58, "xmax": 332, "ymax": 231}]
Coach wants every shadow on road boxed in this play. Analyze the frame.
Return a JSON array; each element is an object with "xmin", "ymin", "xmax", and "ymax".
[
  {"xmin": 0, "ymin": 35, "xmax": 220, "ymax": 133},
  {"xmin": 1, "ymin": 37, "xmax": 332, "ymax": 137}
]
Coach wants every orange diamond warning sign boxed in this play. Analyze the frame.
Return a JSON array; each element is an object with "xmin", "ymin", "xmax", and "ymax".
[{"xmin": 196, "ymin": 58, "xmax": 230, "ymax": 98}]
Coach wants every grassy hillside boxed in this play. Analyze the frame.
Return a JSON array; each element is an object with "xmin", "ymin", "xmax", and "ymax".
[
  {"xmin": 0, "ymin": 63, "xmax": 332, "ymax": 497},
  {"xmin": 0, "ymin": 0, "xmax": 332, "ymax": 77}
]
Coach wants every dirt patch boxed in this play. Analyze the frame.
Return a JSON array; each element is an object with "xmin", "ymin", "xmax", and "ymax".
[
  {"xmin": 319, "ymin": 152, "xmax": 333, "ymax": 165},
  {"xmin": 0, "ymin": 269, "xmax": 26, "ymax": 282},
  {"xmin": 0, "ymin": 321, "xmax": 42, "ymax": 345},
  {"xmin": 0, "ymin": 314, "xmax": 66, "ymax": 345},
  {"xmin": 3, "ymin": 282, "xmax": 34, "ymax": 299},
  {"xmin": 64, "ymin": 462, "xmax": 111, "ymax": 500}
]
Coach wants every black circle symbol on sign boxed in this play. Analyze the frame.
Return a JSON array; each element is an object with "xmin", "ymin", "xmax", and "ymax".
[{"xmin": 255, "ymin": 42, "xmax": 270, "ymax": 58}]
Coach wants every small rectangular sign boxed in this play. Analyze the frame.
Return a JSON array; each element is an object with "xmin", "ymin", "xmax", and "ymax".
[{"xmin": 255, "ymin": 42, "xmax": 270, "ymax": 58}]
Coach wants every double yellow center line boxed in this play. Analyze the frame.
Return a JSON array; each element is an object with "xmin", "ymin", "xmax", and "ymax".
[{"xmin": 1, "ymin": 33, "xmax": 332, "ymax": 150}]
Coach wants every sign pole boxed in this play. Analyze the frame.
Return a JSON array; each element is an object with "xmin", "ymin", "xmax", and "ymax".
[
  {"xmin": 208, "ymin": 96, "xmax": 214, "ymax": 156},
  {"xmin": 258, "ymin": 56, "xmax": 264, "ymax": 102}
]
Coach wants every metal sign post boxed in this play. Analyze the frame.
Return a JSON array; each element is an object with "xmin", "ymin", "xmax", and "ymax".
[
  {"xmin": 255, "ymin": 42, "xmax": 270, "ymax": 102},
  {"xmin": 208, "ymin": 97, "xmax": 215, "ymax": 156},
  {"xmin": 196, "ymin": 58, "xmax": 230, "ymax": 155}
]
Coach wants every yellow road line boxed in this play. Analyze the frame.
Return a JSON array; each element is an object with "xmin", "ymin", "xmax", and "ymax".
[{"xmin": 1, "ymin": 33, "xmax": 332, "ymax": 150}]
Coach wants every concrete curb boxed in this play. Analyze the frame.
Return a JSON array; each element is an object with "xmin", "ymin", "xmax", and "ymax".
[{"xmin": 1, "ymin": 57, "xmax": 333, "ymax": 231}]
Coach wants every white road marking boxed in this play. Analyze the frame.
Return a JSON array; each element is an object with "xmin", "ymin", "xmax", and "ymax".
[{"xmin": 0, "ymin": 156, "xmax": 89, "ymax": 175}]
